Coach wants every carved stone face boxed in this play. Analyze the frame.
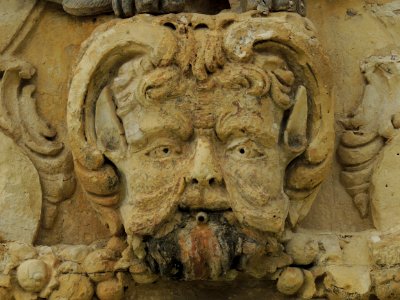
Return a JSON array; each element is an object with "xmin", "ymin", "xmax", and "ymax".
[
  {"xmin": 93, "ymin": 57, "xmax": 304, "ymax": 279},
  {"xmin": 69, "ymin": 13, "xmax": 333, "ymax": 281},
  {"xmin": 113, "ymin": 83, "xmax": 290, "ymax": 235},
  {"xmin": 98, "ymin": 54, "xmax": 299, "ymax": 234}
]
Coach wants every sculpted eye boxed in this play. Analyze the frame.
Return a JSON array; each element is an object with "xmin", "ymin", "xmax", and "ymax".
[
  {"xmin": 145, "ymin": 144, "xmax": 181, "ymax": 159},
  {"xmin": 227, "ymin": 139, "xmax": 265, "ymax": 160}
]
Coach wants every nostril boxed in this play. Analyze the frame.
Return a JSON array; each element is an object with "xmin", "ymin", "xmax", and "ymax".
[
  {"xmin": 191, "ymin": 178, "xmax": 199, "ymax": 184},
  {"xmin": 208, "ymin": 178, "xmax": 216, "ymax": 186}
]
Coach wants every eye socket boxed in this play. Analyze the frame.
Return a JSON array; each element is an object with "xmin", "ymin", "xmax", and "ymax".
[
  {"xmin": 145, "ymin": 144, "xmax": 181, "ymax": 160},
  {"xmin": 162, "ymin": 147, "xmax": 170, "ymax": 154},
  {"xmin": 227, "ymin": 139, "xmax": 265, "ymax": 160}
]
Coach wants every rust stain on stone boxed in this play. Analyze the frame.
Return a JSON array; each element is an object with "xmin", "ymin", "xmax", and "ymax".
[{"xmin": 179, "ymin": 223, "xmax": 222, "ymax": 280}]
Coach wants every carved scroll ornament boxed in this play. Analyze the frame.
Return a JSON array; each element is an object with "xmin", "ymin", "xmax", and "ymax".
[
  {"xmin": 338, "ymin": 55, "xmax": 400, "ymax": 222},
  {"xmin": 0, "ymin": 56, "xmax": 76, "ymax": 233}
]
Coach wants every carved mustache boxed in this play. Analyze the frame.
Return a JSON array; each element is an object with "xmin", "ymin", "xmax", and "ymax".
[
  {"xmin": 127, "ymin": 172, "xmax": 284, "ymax": 236},
  {"xmin": 125, "ymin": 178, "xmax": 185, "ymax": 236},
  {"xmin": 128, "ymin": 177, "xmax": 228, "ymax": 236},
  {"xmin": 230, "ymin": 176, "xmax": 272, "ymax": 208},
  {"xmin": 222, "ymin": 170, "xmax": 289, "ymax": 232},
  {"xmin": 178, "ymin": 184, "xmax": 230, "ymax": 211}
]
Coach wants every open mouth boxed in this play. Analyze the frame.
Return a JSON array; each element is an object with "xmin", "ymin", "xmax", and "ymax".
[{"xmin": 144, "ymin": 210, "xmax": 261, "ymax": 281}]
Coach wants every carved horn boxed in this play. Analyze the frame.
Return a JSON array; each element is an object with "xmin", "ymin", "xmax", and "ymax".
[
  {"xmin": 67, "ymin": 17, "xmax": 177, "ymax": 234},
  {"xmin": 223, "ymin": 13, "xmax": 334, "ymax": 225},
  {"xmin": 284, "ymin": 85, "xmax": 308, "ymax": 154},
  {"xmin": 67, "ymin": 17, "xmax": 177, "ymax": 170}
]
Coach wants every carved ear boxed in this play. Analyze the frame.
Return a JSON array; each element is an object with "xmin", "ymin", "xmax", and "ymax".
[
  {"xmin": 95, "ymin": 86, "xmax": 127, "ymax": 155},
  {"xmin": 284, "ymin": 85, "xmax": 308, "ymax": 155}
]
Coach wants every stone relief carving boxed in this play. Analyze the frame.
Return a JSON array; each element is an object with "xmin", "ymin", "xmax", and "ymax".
[
  {"xmin": 338, "ymin": 55, "xmax": 400, "ymax": 222},
  {"xmin": 0, "ymin": 56, "xmax": 76, "ymax": 232},
  {"xmin": 0, "ymin": 0, "xmax": 45, "ymax": 55},
  {"xmin": 0, "ymin": 10, "xmax": 338, "ymax": 298},
  {"xmin": 4, "ymin": 226, "xmax": 400, "ymax": 298},
  {"xmin": 367, "ymin": 0, "xmax": 400, "ymax": 42},
  {"xmin": 45, "ymin": 0, "xmax": 306, "ymax": 17},
  {"xmin": 2, "ymin": 0, "xmax": 400, "ymax": 299},
  {"xmin": 64, "ymin": 9, "xmax": 333, "ymax": 292},
  {"xmin": 0, "ymin": 0, "xmax": 76, "ymax": 235}
]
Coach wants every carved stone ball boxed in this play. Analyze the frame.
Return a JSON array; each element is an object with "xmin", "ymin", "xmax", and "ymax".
[
  {"xmin": 96, "ymin": 279, "xmax": 124, "ymax": 300},
  {"xmin": 49, "ymin": 274, "xmax": 93, "ymax": 300},
  {"xmin": 83, "ymin": 249, "xmax": 116, "ymax": 282},
  {"xmin": 277, "ymin": 267, "xmax": 304, "ymax": 296},
  {"xmin": 285, "ymin": 235, "xmax": 319, "ymax": 265},
  {"xmin": 16, "ymin": 259, "xmax": 48, "ymax": 292}
]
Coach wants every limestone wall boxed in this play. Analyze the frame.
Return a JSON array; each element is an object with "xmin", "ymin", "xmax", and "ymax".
[{"xmin": 1, "ymin": 0, "xmax": 400, "ymax": 299}]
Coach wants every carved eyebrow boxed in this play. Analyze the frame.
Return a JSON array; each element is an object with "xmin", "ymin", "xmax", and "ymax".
[
  {"xmin": 216, "ymin": 112, "xmax": 277, "ymax": 146},
  {"xmin": 124, "ymin": 112, "xmax": 193, "ymax": 150}
]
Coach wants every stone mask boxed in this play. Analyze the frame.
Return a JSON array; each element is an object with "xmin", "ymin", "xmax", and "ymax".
[{"xmin": 68, "ymin": 12, "xmax": 333, "ymax": 280}]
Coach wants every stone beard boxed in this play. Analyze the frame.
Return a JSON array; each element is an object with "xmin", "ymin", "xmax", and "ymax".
[{"xmin": 68, "ymin": 13, "xmax": 333, "ymax": 282}]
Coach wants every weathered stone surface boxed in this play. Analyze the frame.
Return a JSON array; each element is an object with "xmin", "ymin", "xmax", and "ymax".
[
  {"xmin": 372, "ymin": 134, "xmax": 400, "ymax": 231},
  {"xmin": 339, "ymin": 55, "xmax": 400, "ymax": 222},
  {"xmin": 0, "ymin": 0, "xmax": 40, "ymax": 53},
  {"xmin": 276, "ymin": 267, "xmax": 304, "ymax": 295},
  {"xmin": 66, "ymin": 10, "xmax": 333, "ymax": 283},
  {"xmin": 2, "ymin": 0, "xmax": 400, "ymax": 299},
  {"xmin": 324, "ymin": 265, "xmax": 371, "ymax": 297},
  {"xmin": 49, "ymin": 274, "xmax": 93, "ymax": 300},
  {"xmin": 285, "ymin": 234, "xmax": 318, "ymax": 265},
  {"xmin": 16, "ymin": 259, "xmax": 49, "ymax": 293},
  {"xmin": 370, "ymin": 229, "xmax": 400, "ymax": 267},
  {"xmin": 96, "ymin": 278, "xmax": 124, "ymax": 300},
  {"xmin": 0, "ymin": 132, "xmax": 41, "ymax": 244}
]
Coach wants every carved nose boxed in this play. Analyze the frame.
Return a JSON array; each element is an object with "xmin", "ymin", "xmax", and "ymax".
[{"xmin": 186, "ymin": 137, "xmax": 222, "ymax": 187}]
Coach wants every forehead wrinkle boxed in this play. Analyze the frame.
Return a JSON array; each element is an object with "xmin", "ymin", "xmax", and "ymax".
[
  {"xmin": 216, "ymin": 111, "xmax": 278, "ymax": 145},
  {"xmin": 125, "ymin": 108, "xmax": 192, "ymax": 147},
  {"xmin": 140, "ymin": 114, "xmax": 191, "ymax": 137},
  {"xmin": 177, "ymin": 91, "xmax": 217, "ymax": 129}
]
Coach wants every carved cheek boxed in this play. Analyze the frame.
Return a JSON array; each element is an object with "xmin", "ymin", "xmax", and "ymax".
[
  {"xmin": 117, "ymin": 154, "xmax": 187, "ymax": 235},
  {"xmin": 126, "ymin": 157, "xmax": 185, "ymax": 196},
  {"xmin": 222, "ymin": 152, "xmax": 289, "ymax": 232}
]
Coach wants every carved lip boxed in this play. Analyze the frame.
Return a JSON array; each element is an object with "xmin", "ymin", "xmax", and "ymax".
[{"xmin": 178, "ymin": 187, "xmax": 231, "ymax": 211}]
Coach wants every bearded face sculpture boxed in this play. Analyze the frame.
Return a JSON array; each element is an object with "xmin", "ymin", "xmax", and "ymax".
[{"xmin": 68, "ymin": 12, "xmax": 333, "ymax": 280}]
